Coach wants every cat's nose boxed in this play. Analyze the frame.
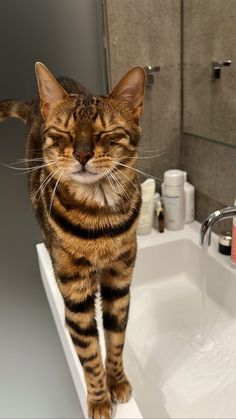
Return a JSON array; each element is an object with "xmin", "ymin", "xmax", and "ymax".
[{"xmin": 74, "ymin": 150, "xmax": 92, "ymax": 166}]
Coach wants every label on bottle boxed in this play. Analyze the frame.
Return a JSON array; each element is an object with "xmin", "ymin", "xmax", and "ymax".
[
  {"xmin": 231, "ymin": 225, "xmax": 236, "ymax": 263},
  {"xmin": 139, "ymin": 201, "xmax": 151, "ymax": 226},
  {"xmin": 137, "ymin": 200, "xmax": 153, "ymax": 234},
  {"xmin": 165, "ymin": 195, "xmax": 182, "ymax": 229}
]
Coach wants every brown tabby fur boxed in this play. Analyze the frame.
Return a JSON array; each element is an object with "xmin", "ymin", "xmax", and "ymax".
[{"xmin": 0, "ymin": 63, "xmax": 146, "ymax": 419}]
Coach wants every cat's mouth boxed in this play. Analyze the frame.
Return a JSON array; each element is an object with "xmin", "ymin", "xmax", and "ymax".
[
  {"xmin": 73, "ymin": 168, "xmax": 98, "ymax": 176},
  {"xmin": 70, "ymin": 167, "xmax": 106, "ymax": 184}
]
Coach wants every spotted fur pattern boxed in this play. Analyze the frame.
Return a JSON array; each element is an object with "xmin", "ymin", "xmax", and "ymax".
[{"xmin": 0, "ymin": 63, "xmax": 146, "ymax": 419}]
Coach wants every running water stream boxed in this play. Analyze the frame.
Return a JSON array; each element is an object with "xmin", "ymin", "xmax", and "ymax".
[
  {"xmin": 200, "ymin": 240, "xmax": 208, "ymax": 344},
  {"xmin": 192, "ymin": 232, "xmax": 214, "ymax": 352}
]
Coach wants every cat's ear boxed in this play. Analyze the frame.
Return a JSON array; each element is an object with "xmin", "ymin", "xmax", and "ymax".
[
  {"xmin": 35, "ymin": 62, "xmax": 68, "ymax": 118},
  {"xmin": 110, "ymin": 66, "xmax": 146, "ymax": 120}
]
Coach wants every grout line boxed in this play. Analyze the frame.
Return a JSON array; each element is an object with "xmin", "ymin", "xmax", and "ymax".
[{"xmin": 184, "ymin": 131, "xmax": 236, "ymax": 150}]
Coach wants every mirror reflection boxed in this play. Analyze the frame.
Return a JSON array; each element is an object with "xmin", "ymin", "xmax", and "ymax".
[{"xmin": 183, "ymin": 0, "xmax": 236, "ymax": 147}]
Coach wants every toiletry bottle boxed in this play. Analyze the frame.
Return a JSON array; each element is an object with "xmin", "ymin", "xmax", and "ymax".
[
  {"xmin": 157, "ymin": 199, "xmax": 165, "ymax": 233},
  {"xmin": 163, "ymin": 170, "xmax": 184, "ymax": 231},
  {"xmin": 153, "ymin": 192, "xmax": 161, "ymax": 211},
  {"xmin": 218, "ymin": 232, "xmax": 232, "ymax": 255},
  {"xmin": 153, "ymin": 195, "xmax": 164, "ymax": 233},
  {"xmin": 161, "ymin": 181, "xmax": 165, "ymax": 199},
  {"xmin": 137, "ymin": 178, "xmax": 155, "ymax": 235},
  {"xmin": 231, "ymin": 199, "xmax": 236, "ymax": 268},
  {"xmin": 183, "ymin": 171, "xmax": 195, "ymax": 223},
  {"xmin": 153, "ymin": 192, "xmax": 160, "ymax": 229}
]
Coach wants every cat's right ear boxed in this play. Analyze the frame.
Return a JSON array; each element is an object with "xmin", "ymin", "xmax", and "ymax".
[
  {"xmin": 35, "ymin": 62, "xmax": 68, "ymax": 119},
  {"xmin": 110, "ymin": 66, "xmax": 146, "ymax": 121}
]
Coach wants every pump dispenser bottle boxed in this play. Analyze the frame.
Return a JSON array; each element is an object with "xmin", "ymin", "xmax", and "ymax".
[{"xmin": 163, "ymin": 170, "xmax": 184, "ymax": 231}]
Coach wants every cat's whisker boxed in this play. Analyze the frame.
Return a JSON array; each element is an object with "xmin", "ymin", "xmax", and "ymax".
[
  {"xmin": 3, "ymin": 160, "xmax": 57, "ymax": 172},
  {"xmin": 104, "ymin": 169, "xmax": 116, "ymax": 196},
  {"xmin": 6, "ymin": 157, "xmax": 54, "ymax": 165},
  {"xmin": 49, "ymin": 170, "xmax": 64, "ymax": 216},
  {"xmin": 128, "ymin": 151, "xmax": 166, "ymax": 160},
  {"xmin": 137, "ymin": 146, "xmax": 167, "ymax": 153},
  {"xmin": 114, "ymin": 167, "xmax": 142, "ymax": 200},
  {"xmin": 109, "ymin": 170, "xmax": 133, "ymax": 207},
  {"xmin": 14, "ymin": 165, "xmax": 58, "ymax": 176},
  {"xmin": 33, "ymin": 170, "xmax": 55, "ymax": 202},
  {"xmin": 115, "ymin": 151, "xmax": 165, "ymax": 161},
  {"xmin": 24, "ymin": 161, "xmax": 58, "ymax": 170},
  {"xmin": 113, "ymin": 160, "xmax": 163, "ymax": 183},
  {"xmin": 14, "ymin": 158, "xmax": 45, "ymax": 164},
  {"xmin": 105, "ymin": 169, "xmax": 125, "ymax": 211},
  {"xmin": 7, "ymin": 164, "xmax": 59, "ymax": 178},
  {"xmin": 34, "ymin": 168, "xmax": 61, "ymax": 209},
  {"xmin": 10, "ymin": 166, "xmax": 57, "ymax": 176},
  {"xmin": 17, "ymin": 157, "xmax": 44, "ymax": 161},
  {"xmin": 34, "ymin": 176, "xmax": 57, "ymax": 211},
  {"xmin": 18, "ymin": 158, "xmax": 56, "ymax": 165},
  {"xmin": 104, "ymin": 178, "xmax": 118, "ymax": 211},
  {"xmin": 104, "ymin": 169, "xmax": 122, "ymax": 211}
]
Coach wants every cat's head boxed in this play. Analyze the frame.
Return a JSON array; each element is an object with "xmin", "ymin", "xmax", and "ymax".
[{"xmin": 35, "ymin": 62, "xmax": 146, "ymax": 185}]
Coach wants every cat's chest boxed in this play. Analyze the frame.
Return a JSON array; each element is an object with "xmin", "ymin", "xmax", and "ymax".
[
  {"xmin": 47, "ymin": 185, "xmax": 140, "ymax": 267},
  {"xmin": 71, "ymin": 181, "xmax": 121, "ymax": 209},
  {"xmin": 78, "ymin": 236, "xmax": 122, "ymax": 267},
  {"xmin": 60, "ymin": 230, "xmax": 135, "ymax": 268},
  {"xmin": 51, "ymin": 211, "xmax": 137, "ymax": 269}
]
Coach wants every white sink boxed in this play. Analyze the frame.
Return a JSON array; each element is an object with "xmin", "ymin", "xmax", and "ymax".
[{"xmin": 37, "ymin": 222, "xmax": 236, "ymax": 419}]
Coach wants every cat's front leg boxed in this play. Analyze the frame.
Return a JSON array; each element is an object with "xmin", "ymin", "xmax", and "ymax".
[
  {"xmin": 101, "ymin": 250, "xmax": 135, "ymax": 404},
  {"xmin": 54, "ymin": 252, "xmax": 112, "ymax": 419}
]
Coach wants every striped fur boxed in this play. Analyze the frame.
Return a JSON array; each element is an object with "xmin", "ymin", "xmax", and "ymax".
[
  {"xmin": 1, "ymin": 63, "xmax": 146, "ymax": 419},
  {"xmin": 0, "ymin": 99, "xmax": 31, "ymax": 122}
]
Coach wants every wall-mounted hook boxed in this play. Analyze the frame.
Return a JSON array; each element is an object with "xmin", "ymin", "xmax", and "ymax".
[
  {"xmin": 212, "ymin": 60, "xmax": 231, "ymax": 79},
  {"xmin": 144, "ymin": 65, "xmax": 160, "ymax": 87}
]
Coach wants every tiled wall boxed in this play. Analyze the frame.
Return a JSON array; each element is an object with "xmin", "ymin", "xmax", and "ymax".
[
  {"xmin": 182, "ymin": 134, "xmax": 236, "ymax": 230},
  {"xmin": 105, "ymin": 0, "xmax": 182, "ymax": 190}
]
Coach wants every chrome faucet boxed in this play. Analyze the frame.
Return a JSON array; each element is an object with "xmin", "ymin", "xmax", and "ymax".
[{"xmin": 200, "ymin": 206, "xmax": 236, "ymax": 246}]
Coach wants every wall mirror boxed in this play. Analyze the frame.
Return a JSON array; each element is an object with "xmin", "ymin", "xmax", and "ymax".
[{"xmin": 183, "ymin": 0, "xmax": 236, "ymax": 148}]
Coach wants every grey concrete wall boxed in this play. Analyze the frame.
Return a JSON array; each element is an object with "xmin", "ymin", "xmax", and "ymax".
[{"xmin": 105, "ymin": 0, "xmax": 182, "ymax": 190}]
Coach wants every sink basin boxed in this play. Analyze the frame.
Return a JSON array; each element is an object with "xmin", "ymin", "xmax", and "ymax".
[{"xmin": 36, "ymin": 222, "xmax": 236, "ymax": 418}]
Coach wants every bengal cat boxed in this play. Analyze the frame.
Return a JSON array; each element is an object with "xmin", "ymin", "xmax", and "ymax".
[{"xmin": 0, "ymin": 63, "xmax": 146, "ymax": 418}]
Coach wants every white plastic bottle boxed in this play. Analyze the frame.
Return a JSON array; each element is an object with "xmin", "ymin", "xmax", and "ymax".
[
  {"xmin": 137, "ymin": 178, "xmax": 155, "ymax": 235},
  {"xmin": 183, "ymin": 171, "xmax": 195, "ymax": 223},
  {"xmin": 163, "ymin": 170, "xmax": 184, "ymax": 231},
  {"xmin": 231, "ymin": 199, "xmax": 236, "ymax": 268},
  {"xmin": 161, "ymin": 181, "xmax": 165, "ymax": 198}
]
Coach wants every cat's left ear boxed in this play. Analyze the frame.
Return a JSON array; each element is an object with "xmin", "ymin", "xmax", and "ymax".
[
  {"xmin": 35, "ymin": 62, "xmax": 68, "ymax": 118},
  {"xmin": 110, "ymin": 66, "xmax": 146, "ymax": 120}
]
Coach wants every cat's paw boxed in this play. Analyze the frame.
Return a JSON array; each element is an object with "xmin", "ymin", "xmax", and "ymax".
[
  {"xmin": 108, "ymin": 377, "xmax": 132, "ymax": 403},
  {"xmin": 88, "ymin": 396, "xmax": 113, "ymax": 419}
]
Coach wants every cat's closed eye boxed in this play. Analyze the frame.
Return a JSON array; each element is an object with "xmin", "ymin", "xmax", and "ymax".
[
  {"xmin": 49, "ymin": 134, "xmax": 62, "ymax": 143},
  {"xmin": 108, "ymin": 138, "xmax": 117, "ymax": 146}
]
